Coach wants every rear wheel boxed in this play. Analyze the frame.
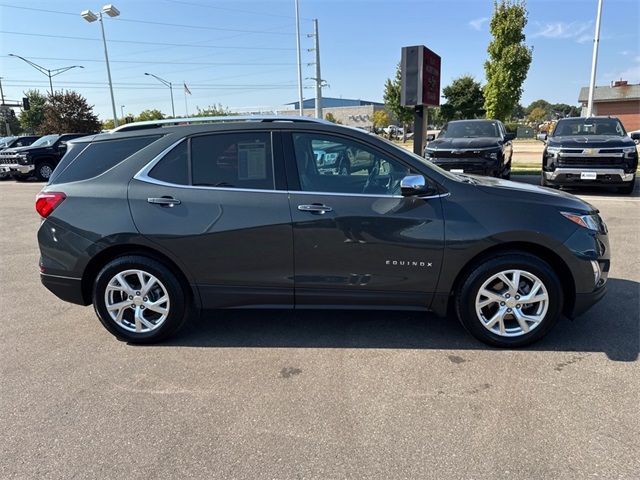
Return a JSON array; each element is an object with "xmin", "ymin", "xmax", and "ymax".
[
  {"xmin": 456, "ymin": 253, "xmax": 563, "ymax": 348},
  {"xmin": 93, "ymin": 256, "xmax": 189, "ymax": 343}
]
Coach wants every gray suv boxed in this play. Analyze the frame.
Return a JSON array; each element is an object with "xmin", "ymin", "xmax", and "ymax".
[{"xmin": 36, "ymin": 116, "xmax": 609, "ymax": 347}]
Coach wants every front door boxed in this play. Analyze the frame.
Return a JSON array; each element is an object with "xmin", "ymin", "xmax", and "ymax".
[
  {"xmin": 128, "ymin": 131, "xmax": 294, "ymax": 308},
  {"xmin": 286, "ymin": 132, "xmax": 445, "ymax": 309}
]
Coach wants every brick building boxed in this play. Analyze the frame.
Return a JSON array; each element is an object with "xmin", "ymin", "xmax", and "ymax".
[{"xmin": 578, "ymin": 81, "xmax": 640, "ymax": 131}]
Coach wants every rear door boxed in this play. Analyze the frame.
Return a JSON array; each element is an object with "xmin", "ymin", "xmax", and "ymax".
[
  {"xmin": 285, "ymin": 131, "xmax": 445, "ymax": 308},
  {"xmin": 128, "ymin": 130, "xmax": 294, "ymax": 308}
]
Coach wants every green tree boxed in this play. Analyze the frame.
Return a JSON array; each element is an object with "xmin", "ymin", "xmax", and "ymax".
[
  {"xmin": 525, "ymin": 99, "xmax": 551, "ymax": 116},
  {"xmin": 372, "ymin": 110, "xmax": 390, "ymax": 131},
  {"xmin": 37, "ymin": 91, "xmax": 101, "ymax": 135},
  {"xmin": 383, "ymin": 63, "xmax": 413, "ymax": 142},
  {"xmin": 427, "ymin": 107, "xmax": 444, "ymax": 128},
  {"xmin": 440, "ymin": 75, "xmax": 485, "ymax": 122},
  {"xmin": 527, "ymin": 106, "xmax": 547, "ymax": 125},
  {"xmin": 19, "ymin": 90, "xmax": 47, "ymax": 133},
  {"xmin": 483, "ymin": 0, "xmax": 533, "ymax": 121},
  {"xmin": 511, "ymin": 102, "xmax": 525, "ymax": 120},
  {"xmin": 135, "ymin": 109, "xmax": 164, "ymax": 122},
  {"xmin": 550, "ymin": 103, "xmax": 581, "ymax": 118},
  {"xmin": 193, "ymin": 104, "xmax": 232, "ymax": 116},
  {"xmin": 0, "ymin": 108, "xmax": 22, "ymax": 136}
]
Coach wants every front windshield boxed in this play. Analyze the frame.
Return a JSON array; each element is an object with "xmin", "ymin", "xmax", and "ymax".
[
  {"xmin": 31, "ymin": 135, "xmax": 60, "ymax": 147},
  {"xmin": 0, "ymin": 136, "xmax": 16, "ymax": 147},
  {"xmin": 552, "ymin": 118, "xmax": 625, "ymax": 137},
  {"xmin": 438, "ymin": 121, "xmax": 500, "ymax": 139}
]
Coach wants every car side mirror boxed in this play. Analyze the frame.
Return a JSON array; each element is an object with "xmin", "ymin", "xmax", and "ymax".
[
  {"xmin": 537, "ymin": 133, "xmax": 547, "ymax": 142},
  {"xmin": 504, "ymin": 133, "xmax": 516, "ymax": 141},
  {"xmin": 400, "ymin": 175, "xmax": 433, "ymax": 197},
  {"xmin": 426, "ymin": 134, "xmax": 435, "ymax": 142}
]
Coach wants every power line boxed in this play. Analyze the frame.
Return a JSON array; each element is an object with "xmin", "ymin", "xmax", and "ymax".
[
  {"xmin": 3, "ymin": 82, "xmax": 303, "ymax": 91},
  {"xmin": 1, "ymin": 55, "xmax": 293, "ymax": 67},
  {"xmin": 0, "ymin": 30, "xmax": 294, "ymax": 50},
  {"xmin": 162, "ymin": 0, "xmax": 314, "ymax": 21},
  {"xmin": 0, "ymin": 4, "xmax": 296, "ymax": 35},
  {"xmin": 7, "ymin": 79, "xmax": 299, "ymax": 88}
]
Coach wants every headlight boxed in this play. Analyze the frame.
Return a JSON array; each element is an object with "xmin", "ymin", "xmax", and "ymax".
[
  {"xmin": 484, "ymin": 150, "xmax": 499, "ymax": 160},
  {"xmin": 424, "ymin": 149, "xmax": 434, "ymax": 159},
  {"xmin": 560, "ymin": 211, "xmax": 602, "ymax": 231},
  {"xmin": 623, "ymin": 146, "xmax": 637, "ymax": 158},
  {"xmin": 17, "ymin": 154, "xmax": 29, "ymax": 164},
  {"xmin": 546, "ymin": 147, "xmax": 561, "ymax": 157}
]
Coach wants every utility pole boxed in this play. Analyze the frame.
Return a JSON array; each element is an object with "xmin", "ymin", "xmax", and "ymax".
[
  {"xmin": 294, "ymin": 0, "xmax": 304, "ymax": 115},
  {"xmin": 311, "ymin": 19, "xmax": 323, "ymax": 119},
  {"xmin": 587, "ymin": 0, "xmax": 603, "ymax": 117},
  {"xmin": 0, "ymin": 77, "xmax": 10, "ymax": 136}
]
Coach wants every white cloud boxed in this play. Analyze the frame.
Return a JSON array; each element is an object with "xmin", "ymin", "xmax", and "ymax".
[
  {"xmin": 468, "ymin": 17, "xmax": 489, "ymax": 31},
  {"xmin": 531, "ymin": 21, "xmax": 593, "ymax": 42}
]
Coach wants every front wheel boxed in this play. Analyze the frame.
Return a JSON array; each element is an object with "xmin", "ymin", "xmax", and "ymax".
[
  {"xmin": 93, "ymin": 256, "xmax": 189, "ymax": 343},
  {"xmin": 456, "ymin": 253, "xmax": 563, "ymax": 348},
  {"xmin": 35, "ymin": 161, "xmax": 55, "ymax": 181}
]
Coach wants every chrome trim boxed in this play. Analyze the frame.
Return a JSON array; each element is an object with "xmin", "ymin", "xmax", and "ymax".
[
  {"xmin": 40, "ymin": 273, "xmax": 81, "ymax": 281},
  {"xmin": 112, "ymin": 114, "xmax": 332, "ymax": 133},
  {"xmin": 544, "ymin": 168, "xmax": 633, "ymax": 181},
  {"xmin": 558, "ymin": 150, "xmax": 623, "ymax": 158}
]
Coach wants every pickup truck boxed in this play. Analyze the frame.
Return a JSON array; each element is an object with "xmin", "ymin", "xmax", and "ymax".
[
  {"xmin": 540, "ymin": 116, "xmax": 637, "ymax": 194},
  {"xmin": 0, "ymin": 133, "xmax": 88, "ymax": 181}
]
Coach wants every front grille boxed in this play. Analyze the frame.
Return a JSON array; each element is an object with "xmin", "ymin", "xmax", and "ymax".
[
  {"xmin": 557, "ymin": 156, "xmax": 625, "ymax": 167},
  {"xmin": 431, "ymin": 150, "xmax": 485, "ymax": 159},
  {"xmin": 0, "ymin": 156, "xmax": 19, "ymax": 165}
]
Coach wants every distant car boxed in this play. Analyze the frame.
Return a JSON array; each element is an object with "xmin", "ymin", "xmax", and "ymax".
[
  {"xmin": 0, "ymin": 135, "xmax": 41, "ymax": 179},
  {"xmin": 629, "ymin": 129, "xmax": 640, "ymax": 144},
  {"xmin": 540, "ymin": 117, "xmax": 637, "ymax": 194},
  {"xmin": 423, "ymin": 119, "xmax": 514, "ymax": 178},
  {"xmin": 383, "ymin": 125, "xmax": 404, "ymax": 138},
  {"xmin": 0, "ymin": 133, "xmax": 90, "ymax": 181}
]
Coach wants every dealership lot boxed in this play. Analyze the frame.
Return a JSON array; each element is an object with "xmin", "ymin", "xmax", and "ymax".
[{"xmin": 1, "ymin": 179, "xmax": 638, "ymax": 479}]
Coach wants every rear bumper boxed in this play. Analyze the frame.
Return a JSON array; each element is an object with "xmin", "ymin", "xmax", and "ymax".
[
  {"xmin": 40, "ymin": 273, "xmax": 88, "ymax": 306},
  {"xmin": 544, "ymin": 168, "xmax": 634, "ymax": 186}
]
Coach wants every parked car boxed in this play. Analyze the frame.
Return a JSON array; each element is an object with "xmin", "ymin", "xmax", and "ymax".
[
  {"xmin": 0, "ymin": 133, "xmax": 89, "ymax": 181},
  {"xmin": 36, "ymin": 116, "xmax": 609, "ymax": 347},
  {"xmin": 0, "ymin": 135, "xmax": 40, "ymax": 179},
  {"xmin": 424, "ymin": 119, "xmax": 514, "ymax": 178},
  {"xmin": 540, "ymin": 117, "xmax": 637, "ymax": 194}
]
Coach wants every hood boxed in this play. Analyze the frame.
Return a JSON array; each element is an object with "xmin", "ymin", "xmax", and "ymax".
[
  {"xmin": 1, "ymin": 145, "xmax": 53, "ymax": 155},
  {"xmin": 548, "ymin": 135, "xmax": 635, "ymax": 149},
  {"xmin": 467, "ymin": 175, "xmax": 596, "ymax": 213},
  {"xmin": 426, "ymin": 137, "xmax": 501, "ymax": 150}
]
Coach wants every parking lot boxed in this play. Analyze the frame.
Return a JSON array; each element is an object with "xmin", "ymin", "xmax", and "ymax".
[{"xmin": 1, "ymin": 178, "xmax": 638, "ymax": 479}]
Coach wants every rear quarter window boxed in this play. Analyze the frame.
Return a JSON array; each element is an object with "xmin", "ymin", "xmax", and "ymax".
[{"xmin": 49, "ymin": 135, "xmax": 162, "ymax": 184}]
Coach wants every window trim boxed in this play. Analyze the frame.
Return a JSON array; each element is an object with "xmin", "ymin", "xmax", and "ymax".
[{"xmin": 137, "ymin": 131, "xmax": 279, "ymax": 192}]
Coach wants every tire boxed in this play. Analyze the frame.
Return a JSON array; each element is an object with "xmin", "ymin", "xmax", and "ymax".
[
  {"xmin": 35, "ymin": 161, "xmax": 55, "ymax": 182},
  {"xmin": 618, "ymin": 177, "xmax": 635, "ymax": 194},
  {"xmin": 455, "ymin": 253, "xmax": 563, "ymax": 348},
  {"xmin": 93, "ymin": 255, "xmax": 190, "ymax": 343}
]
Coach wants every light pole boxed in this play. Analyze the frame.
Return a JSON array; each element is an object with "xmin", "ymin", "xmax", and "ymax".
[
  {"xmin": 8, "ymin": 54, "xmax": 83, "ymax": 96},
  {"xmin": 144, "ymin": 72, "xmax": 175, "ymax": 118},
  {"xmin": 586, "ymin": 0, "xmax": 603, "ymax": 117},
  {"xmin": 81, "ymin": 4, "xmax": 120, "ymax": 127},
  {"xmin": 120, "ymin": 105, "xmax": 125, "ymax": 118}
]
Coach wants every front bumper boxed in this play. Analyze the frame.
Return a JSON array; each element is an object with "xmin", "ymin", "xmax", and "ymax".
[
  {"xmin": 2, "ymin": 163, "xmax": 35, "ymax": 174},
  {"xmin": 570, "ymin": 283, "xmax": 607, "ymax": 318},
  {"xmin": 544, "ymin": 168, "xmax": 634, "ymax": 186},
  {"xmin": 430, "ymin": 159, "xmax": 500, "ymax": 176}
]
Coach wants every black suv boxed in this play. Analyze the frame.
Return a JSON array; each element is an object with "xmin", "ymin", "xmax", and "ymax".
[
  {"xmin": 0, "ymin": 133, "xmax": 88, "ymax": 181},
  {"xmin": 541, "ymin": 117, "xmax": 638, "ymax": 194},
  {"xmin": 424, "ymin": 119, "xmax": 514, "ymax": 178},
  {"xmin": 36, "ymin": 116, "xmax": 609, "ymax": 347}
]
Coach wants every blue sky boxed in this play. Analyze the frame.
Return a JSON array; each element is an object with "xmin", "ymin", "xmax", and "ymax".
[{"xmin": 1, "ymin": 0, "xmax": 638, "ymax": 121}]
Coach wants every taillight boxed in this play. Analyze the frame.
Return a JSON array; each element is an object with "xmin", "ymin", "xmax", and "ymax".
[{"xmin": 35, "ymin": 192, "xmax": 66, "ymax": 218}]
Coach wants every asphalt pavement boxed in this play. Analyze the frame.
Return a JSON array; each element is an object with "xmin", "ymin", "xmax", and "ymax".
[{"xmin": 1, "ymin": 177, "xmax": 638, "ymax": 479}]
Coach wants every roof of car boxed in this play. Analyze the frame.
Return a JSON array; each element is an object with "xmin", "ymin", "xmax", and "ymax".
[{"xmin": 446, "ymin": 119, "xmax": 500, "ymax": 123}]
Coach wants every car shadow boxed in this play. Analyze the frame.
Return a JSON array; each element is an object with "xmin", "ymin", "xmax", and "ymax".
[
  {"xmin": 511, "ymin": 174, "xmax": 639, "ymax": 198},
  {"xmin": 161, "ymin": 278, "xmax": 638, "ymax": 362}
]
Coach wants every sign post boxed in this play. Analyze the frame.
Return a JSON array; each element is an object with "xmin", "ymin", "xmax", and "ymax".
[{"xmin": 400, "ymin": 45, "xmax": 441, "ymax": 156}]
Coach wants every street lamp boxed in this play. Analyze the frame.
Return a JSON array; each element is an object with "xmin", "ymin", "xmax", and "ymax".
[
  {"xmin": 81, "ymin": 4, "xmax": 120, "ymax": 127},
  {"xmin": 8, "ymin": 54, "xmax": 83, "ymax": 96},
  {"xmin": 120, "ymin": 105, "xmax": 125, "ymax": 118},
  {"xmin": 144, "ymin": 73, "xmax": 175, "ymax": 118}
]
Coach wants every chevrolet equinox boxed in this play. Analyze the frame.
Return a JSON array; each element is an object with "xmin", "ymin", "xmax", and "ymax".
[{"xmin": 36, "ymin": 116, "xmax": 609, "ymax": 347}]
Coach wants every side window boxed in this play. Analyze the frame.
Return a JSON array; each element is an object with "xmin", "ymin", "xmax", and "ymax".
[
  {"xmin": 292, "ymin": 133, "xmax": 414, "ymax": 195},
  {"xmin": 49, "ymin": 135, "xmax": 162, "ymax": 184},
  {"xmin": 148, "ymin": 141, "xmax": 189, "ymax": 185},
  {"xmin": 191, "ymin": 132, "xmax": 273, "ymax": 189}
]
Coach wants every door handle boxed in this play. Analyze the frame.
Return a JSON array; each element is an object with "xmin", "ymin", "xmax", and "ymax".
[
  {"xmin": 147, "ymin": 196, "xmax": 181, "ymax": 207},
  {"xmin": 298, "ymin": 204, "xmax": 333, "ymax": 214}
]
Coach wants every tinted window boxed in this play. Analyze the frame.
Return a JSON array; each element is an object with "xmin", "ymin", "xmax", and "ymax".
[
  {"xmin": 292, "ymin": 133, "xmax": 415, "ymax": 195},
  {"xmin": 14, "ymin": 137, "xmax": 35, "ymax": 147},
  {"xmin": 552, "ymin": 118, "xmax": 625, "ymax": 137},
  {"xmin": 148, "ymin": 141, "xmax": 189, "ymax": 185},
  {"xmin": 50, "ymin": 135, "xmax": 161, "ymax": 184},
  {"xmin": 439, "ymin": 121, "xmax": 500, "ymax": 138},
  {"xmin": 191, "ymin": 132, "xmax": 273, "ymax": 189}
]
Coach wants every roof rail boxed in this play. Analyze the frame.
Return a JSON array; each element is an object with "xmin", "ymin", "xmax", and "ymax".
[{"xmin": 111, "ymin": 115, "xmax": 331, "ymax": 133}]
